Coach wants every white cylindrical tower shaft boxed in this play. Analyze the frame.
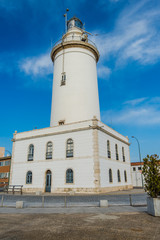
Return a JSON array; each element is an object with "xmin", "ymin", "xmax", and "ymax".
[{"xmin": 50, "ymin": 17, "xmax": 100, "ymax": 127}]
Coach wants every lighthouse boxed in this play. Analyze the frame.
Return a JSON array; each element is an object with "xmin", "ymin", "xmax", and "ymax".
[
  {"xmin": 50, "ymin": 17, "xmax": 100, "ymax": 126},
  {"xmin": 10, "ymin": 16, "xmax": 132, "ymax": 193}
]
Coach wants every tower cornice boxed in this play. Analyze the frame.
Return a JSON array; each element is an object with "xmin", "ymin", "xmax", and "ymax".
[{"xmin": 51, "ymin": 40, "xmax": 100, "ymax": 63}]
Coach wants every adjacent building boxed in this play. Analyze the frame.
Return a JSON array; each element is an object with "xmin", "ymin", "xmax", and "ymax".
[
  {"xmin": 10, "ymin": 17, "xmax": 133, "ymax": 193},
  {"xmin": 0, "ymin": 156, "xmax": 11, "ymax": 188},
  {"xmin": 131, "ymin": 162, "xmax": 144, "ymax": 187}
]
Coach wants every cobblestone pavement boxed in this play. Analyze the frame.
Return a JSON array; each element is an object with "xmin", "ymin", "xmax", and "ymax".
[{"xmin": 0, "ymin": 206, "xmax": 160, "ymax": 240}]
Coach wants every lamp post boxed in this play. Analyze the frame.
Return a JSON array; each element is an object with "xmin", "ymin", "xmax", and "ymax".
[{"xmin": 131, "ymin": 136, "xmax": 144, "ymax": 188}]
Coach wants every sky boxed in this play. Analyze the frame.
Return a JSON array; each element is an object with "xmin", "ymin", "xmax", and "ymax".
[{"xmin": 0, "ymin": 0, "xmax": 160, "ymax": 161}]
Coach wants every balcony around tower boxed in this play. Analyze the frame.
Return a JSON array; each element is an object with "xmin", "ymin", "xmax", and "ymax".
[{"xmin": 51, "ymin": 17, "xmax": 100, "ymax": 63}]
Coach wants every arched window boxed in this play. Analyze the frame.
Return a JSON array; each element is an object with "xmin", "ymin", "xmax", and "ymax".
[
  {"xmin": 115, "ymin": 144, "xmax": 119, "ymax": 160},
  {"xmin": 117, "ymin": 169, "xmax": 121, "ymax": 182},
  {"xmin": 122, "ymin": 147, "xmax": 125, "ymax": 162},
  {"xmin": 109, "ymin": 169, "xmax": 113, "ymax": 183},
  {"xmin": 28, "ymin": 144, "xmax": 34, "ymax": 161},
  {"xmin": 107, "ymin": 140, "xmax": 111, "ymax": 158},
  {"xmin": 66, "ymin": 169, "xmax": 73, "ymax": 183},
  {"xmin": 26, "ymin": 171, "xmax": 32, "ymax": 184},
  {"xmin": 46, "ymin": 142, "xmax": 53, "ymax": 159},
  {"xmin": 124, "ymin": 170, "xmax": 127, "ymax": 182},
  {"xmin": 66, "ymin": 138, "xmax": 74, "ymax": 158}
]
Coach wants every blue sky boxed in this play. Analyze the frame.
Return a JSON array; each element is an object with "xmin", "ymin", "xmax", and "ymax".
[{"xmin": 0, "ymin": 0, "xmax": 160, "ymax": 161}]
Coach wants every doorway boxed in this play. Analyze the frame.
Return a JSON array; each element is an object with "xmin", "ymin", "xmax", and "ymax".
[{"xmin": 45, "ymin": 170, "xmax": 52, "ymax": 192}]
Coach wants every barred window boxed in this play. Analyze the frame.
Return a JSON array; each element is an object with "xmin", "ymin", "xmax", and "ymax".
[
  {"xmin": 107, "ymin": 140, "xmax": 111, "ymax": 158},
  {"xmin": 66, "ymin": 138, "xmax": 74, "ymax": 158},
  {"xmin": 61, "ymin": 72, "xmax": 66, "ymax": 86},
  {"xmin": 28, "ymin": 144, "xmax": 34, "ymax": 161},
  {"xmin": 46, "ymin": 142, "xmax": 53, "ymax": 159},
  {"xmin": 122, "ymin": 147, "xmax": 125, "ymax": 162},
  {"xmin": 117, "ymin": 169, "xmax": 121, "ymax": 182},
  {"xmin": 26, "ymin": 171, "xmax": 32, "ymax": 184},
  {"xmin": 115, "ymin": 144, "xmax": 119, "ymax": 160},
  {"xmin": 109, "ymin": 169, "xmax": 113, "ymax": 183},
  {"xmin": 66, "ymin": 169, "xmax": 73, "ymax": 183},
  {"xmin": 124, "ymin": 170, "xmax": 127, "ymax": 182}
]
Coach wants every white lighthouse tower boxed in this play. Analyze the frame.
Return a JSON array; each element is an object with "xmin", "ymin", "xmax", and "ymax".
[
  {"xmin": 10, "ymin": 16, "xmax": 132, "ymax": 193},
  {"xmin": 50, "ymin": 17, "xmax": 100, "ymax": 126}
]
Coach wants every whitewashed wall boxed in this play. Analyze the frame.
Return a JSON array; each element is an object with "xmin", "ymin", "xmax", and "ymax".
[
  {"xmin": 98, "ymin": 131, "xmax": 132, "ymax": 187},
  {"xmin": 11, "ymin": 125, "xmax": 95, "ymax": 191}
]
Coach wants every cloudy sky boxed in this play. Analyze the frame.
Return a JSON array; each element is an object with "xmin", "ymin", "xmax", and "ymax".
[{"xmin": 0, "ymin": 0, "xmax": 160, "ymax": 161}]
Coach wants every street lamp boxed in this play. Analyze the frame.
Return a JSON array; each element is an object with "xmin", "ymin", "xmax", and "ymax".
[{"xmin": 131, "ymin": 136, "xmax": 144, "ymax": 188}]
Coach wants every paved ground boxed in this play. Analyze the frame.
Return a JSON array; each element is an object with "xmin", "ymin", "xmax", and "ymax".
[{"xmin": 0, "ymin": 206, "xmax": 160, "ymax": 240}]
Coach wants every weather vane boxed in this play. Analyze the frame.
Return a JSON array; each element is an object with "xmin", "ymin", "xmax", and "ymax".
[{"xmin": 64, "ymin": 8, "xmax": 69, "ymax": 33}]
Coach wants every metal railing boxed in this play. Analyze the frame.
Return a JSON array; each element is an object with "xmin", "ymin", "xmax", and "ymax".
[{"xmin": 52, "ymin": 35, "xmax": 97, "ymax": 49}]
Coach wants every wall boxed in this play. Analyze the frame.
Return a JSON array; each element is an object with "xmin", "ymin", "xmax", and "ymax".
[
  {"xmin": 10, "ymin": 125, "xmax": 95, "ymax": 192},
  {"xmin": 50, "ymin": 46, "xmax": 100, "ymax": 126},
  {"xmin": 98, "ymin": 131, "xmax": 132, "ymax": 188}
]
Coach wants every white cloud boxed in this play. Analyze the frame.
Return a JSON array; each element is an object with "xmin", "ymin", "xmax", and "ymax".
[
  {"xmin": 102, "ymin": 97, "xmax": 160, "ymax": 126},
  {"xmin": 92, "ymin": 0, "xmax": 160, "ymax": 67},
  {"xmin": 124, "ymin": 97, "xmax": 148, "ymax": 106},
  {"xmin": 97, "ymin": 65, "xmax": 111, "ymax": 79},
  {"xmin": 20, "ymin": 52, "xmax": 53, "ymax": 76}
]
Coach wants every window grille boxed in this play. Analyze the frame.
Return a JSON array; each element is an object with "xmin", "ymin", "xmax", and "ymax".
[
  {"xmin": 46, "ymin": 142, "xmax": 53, "ymax": 159},
  {"xmin": 26, "ymin": 171, "xmax": 32, "ymax": 184},
  {"xmin": 66, "ymin": 169, "xmax": 73, "ymax": 183},
  {"xmin": 124, "ymin": 170, "xmax": 127, "ymax": 182},
  {"xmin": 115, "ymin": 144, "xmax": 119, "ymax": 160},
  {"xmin": 61, "ymin": 73, "xmax": 66, "ymax": 86},
  {"xmin": 107, "ymin": 140, "xmax": 111, "ymax": 158},
  {"xmin": 109, "ymin": 169, "xmax": 113, "ymax": 183},
  {"xmin": 28, "ymin": 144, "xmax": 34, "ymax": 161},
  {"xmin": 66, "ymin": 139, "xmax": 74, "ymax": 158},
  {"xmin": 122, "ymin": 147, "xmax": 125, "ymax": 162},
  {"xmin": 117, "ymin": 169, "xmax": 121, "ymax": 182}
]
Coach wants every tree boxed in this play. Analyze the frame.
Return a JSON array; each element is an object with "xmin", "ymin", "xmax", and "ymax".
[{"xmin": 142, "ymin": 154, "xmax": 160, "ymax": 198}]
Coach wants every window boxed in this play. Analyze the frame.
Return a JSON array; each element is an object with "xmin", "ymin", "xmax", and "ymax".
[
  {"xmin": 26, "ymin": 171, "xmax": 32, "ymax": 184},
  {"xmin": 61, "ymin": 72, "xmax": 66, "ymax": 86},
  {"xmin": 66, "ymin": 169, "xmax": 73, "ymax": 183},
  {"xmin": 138, "ymin": 167, "xmax": 141, "ymax": 170},
  {"xmin": 5, "ymin": 160, "xmax": 10, "ymax": 166},
  {"xmin": 133, "ymin": 167, "xmax": 136, "ymax": 171},
  {"xmin": 0, "ymin": 172, "xmax": 8, "ymax": 178},
  {"xmin": 28, "ymin": 144, "xmax": 34, "ymax": 161},
  {"xmin": 66, "ymin": 138, "xmax": 74, "ymax": 158},
  {"xmin": 0, "ymin": 161, "xmax": 3, "ymax": 167},
  {"xmin": 117, "ymin": 169, "xmax": 121, "ymax": 182},
  {"xmin": 109, "ymin": 169, "xmax": 113, "ymax": 183},
  {"xmin": 107, "ymin": 140, "xmax": 111, "ymax": 158},
  {"xmin": 122, "ymin": 147, "xmax": 125, "ymax": 162},
  {"xmin": 124, "ymin": 170, "xmax": 127, "ymax": 182},
  {"xmin": 46, "ymin": 142, "xmax": 53, "ymax": 159},
  {"xmin": 59, "ymin": 120, "xmax": 65, "ymax": 125},
  {"xmin": 115, "ymin": 144, "xmax": 119, "ymax": 160}
]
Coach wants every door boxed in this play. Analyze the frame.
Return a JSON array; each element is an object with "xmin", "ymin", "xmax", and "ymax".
[{"xmin": 45, "ymin": 170, "xmax": 52, "ymax": 192}]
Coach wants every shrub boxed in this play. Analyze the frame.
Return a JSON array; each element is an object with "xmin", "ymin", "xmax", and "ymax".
[{"xmin": 142, "ymin": 154, "xmax": 160, "ymax": 198}]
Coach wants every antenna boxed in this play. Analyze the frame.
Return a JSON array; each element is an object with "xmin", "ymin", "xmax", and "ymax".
[{"xmin": 63, "ymin": 8, "xmax": 69, "ymax": 33}]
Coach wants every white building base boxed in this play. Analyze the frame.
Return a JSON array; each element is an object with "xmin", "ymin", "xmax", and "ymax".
[{"xmin": 10, "ymin": 118, "xmax": 133, "ymax": 193}]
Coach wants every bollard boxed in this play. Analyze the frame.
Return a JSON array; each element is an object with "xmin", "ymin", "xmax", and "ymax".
[
  {"xmin": 16, "ymin": 201, "xmax": 24, "ymax": 209},
  {"xmin": 129, "ymin": 194, "xmax": 132, "ymax": 206},
  {"xmin": 42, "ymin": 196, "xmax": 44, "ymax": 208},
  {"xmin": 1, "ymin": 195, "xmax": 4, "ymax": 207},
  {"xmin": 100, "ymin": 200, "xmax": 108, "ymax": 207}
]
